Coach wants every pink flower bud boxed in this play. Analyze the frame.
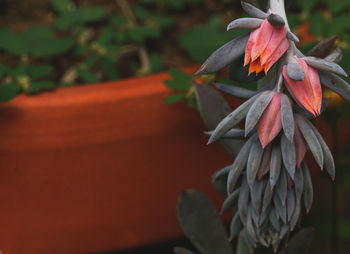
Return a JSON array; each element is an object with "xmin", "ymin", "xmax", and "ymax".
[
  {"xmin": 258, "ymin": 93, "xmax": 283, "ymax": 148},
  {"xmin": 245, "ymin": 19, "xmax": 289, "ymax": 75},
  {"xmin": 283, "ymin": 59, "xmax": 322, "ymax": 116}
]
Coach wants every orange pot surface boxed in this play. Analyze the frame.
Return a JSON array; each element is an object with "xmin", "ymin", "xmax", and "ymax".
[
  {"xmin": 0, "ymin": 67, "xmax": 348, "ymax": 253},
  {"xmin": 0, "ymin": 67, "xmax": 234, "ymax": 254}
]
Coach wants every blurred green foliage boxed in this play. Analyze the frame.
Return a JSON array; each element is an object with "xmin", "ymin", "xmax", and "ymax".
[
  {"xmin": 0, "ymin": 0, "xmax": 182, "ymax": 101},
  {"xmin": 165, "ymin": 0, "xmax": 350, "ymax": 107},
  {"xmin": 288, "ymin": 0, "xmax": 350, "ymax": 82},
  {"xmin": 164, "ymin": 68, "xmax": 196, "ymax": 108},
  {"xmin": 0, "ymin": 0, "xmax": 349, "ymax": 104}
]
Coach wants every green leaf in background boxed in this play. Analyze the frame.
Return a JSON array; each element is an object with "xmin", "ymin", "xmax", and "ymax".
[
  {"xmin": 0, "ymin": 63, "xmax": 10, "ymax": 77},
  {"xmin": 85, "ymin": 55, "xmax": 99, "ymax": 68},
  {"xmin": 163, "ymin": 94, "xmax": 186, "ymax": 104},
  {"xmin": 21, "ymin": 26, "xmax": 54, "ymax": 42},
  {"xmin": 49, "ymin": 0, "xmax": 73, "ymax": 13},
  {"xmin": 0, "ymin": 29, "xmax": 28, "ymax": 56},
  {"xmin": 0, "ymin": 83, "xmax": 21, "ymax": 102},
  {"xmin": 110, "ymin": 15, "xmax": 128, "ymax": 26},
  {"xmin": 54, "ymin": 6, "xmax": 107, "ymax": 30},
  {"xmin": 164, "ymin": 68, "xmax": 192, "ymax": 91},
  {"xmin": 97, "ymin": 27, "xmax": 115, "ymax": 45},
  {"xmin": 77, "ymin": 6, "xmax": 107, "ymax": 24},
  {"xmin": 9, "ymin": 63, "xmax": 28, "ymax": 78},
  {"xmin": 153, "ymin": 16, "xmax": 174, "ymax": 28},
  {"xmin": 54, "ymin": 12, "xmax": 78, "ymax": 30},
  {"xmin": 100, "ymin": 58, "xmax": 119, "ymax": 80},
  {"xmin": 309, "ymin": 11, "xmax": 324, "ymax": 37},
  {"xmin": 179, "ymin": 16, "xmax": 243, "ymax": 62},
  {"xmin": 149, "ymin": 53, "xmax": 162, "ymax": 73},
  {"xmin": 295, "ymin": 0, "xmax": 317, "ymax": 11},
  {"xmin": 28, "ymin": 65, "xmax": 54, "ymax": 80},
  {"xmin": 128, "ymin": 26, "xmax": 160, "ymax": 43},
  {"xmin": 133, "ymin": 6, "xmax": 151, "ymax": 20},
  {"xmin": 331, "ymin": 15, "xmax": 350, "ymax": 35},
  {"xmin": 31, "ymin": 37, "xmax": 74, "ymax": 57},
  {"xmin": 187, "ymin": 94, "xmax": 197, "ymax": 108},
  {"xmin": 26, "ymin": 81, "xmax": 55, "ymax": 94},
  {"xmin": 76, "ymin": 67, "xmax": 99, "ymax": 83},
  {"xmin": 177, "ymin": 189, "xmax": 233, "ymax": 254},
  {"xmin": 325, "ymin": 0, "xmax": 350, "ymax": 14}
]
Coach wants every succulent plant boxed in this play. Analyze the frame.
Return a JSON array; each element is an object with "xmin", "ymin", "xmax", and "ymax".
[{"xmin": 186, "ymin": 0, "xmax": 349, "ymax": 252}]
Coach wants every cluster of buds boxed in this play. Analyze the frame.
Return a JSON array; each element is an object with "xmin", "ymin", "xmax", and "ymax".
[{"xmin": 196, "ymin": 0, "xmax": 349, "ymax": 251}]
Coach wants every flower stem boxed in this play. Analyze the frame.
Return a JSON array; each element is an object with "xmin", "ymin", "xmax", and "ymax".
[{"xmin": 268, "ymin": 0, "xmax": 290, "ymax": 30}]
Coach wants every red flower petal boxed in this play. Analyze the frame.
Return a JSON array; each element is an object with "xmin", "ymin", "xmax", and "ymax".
[
  {"xmin": 282, "ymin": 59, "xmax": 322, "ymax": 115},
  {"xmin": 307, "ymin": 65, "xmax": 322, "ymax": 115},
  {"xmin": 245, "ymin": 28, "xmax": 260, "ymax": 66},
  {"xmin": 260, "ymin": 26, "xmax": 287, "ymax": 66},
  {"xmin": 258, "ymin": 93, "xmax": 283, "ymax": 148},
  {"xmin": 264, "ymin": 38, "xmax": 289, "ymax": 73},
  {"xmin": 251, "ymin": 19, "xmax": 274, "ymax": 62}
]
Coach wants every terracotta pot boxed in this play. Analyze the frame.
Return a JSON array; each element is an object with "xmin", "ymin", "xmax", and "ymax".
[
  {"xmin": 0, "ymin": 66, "xmax": 348, "ymax": 254},
  {"xmin": 0, "ymin": 67, "xmax": 234, "ymax": 254}
]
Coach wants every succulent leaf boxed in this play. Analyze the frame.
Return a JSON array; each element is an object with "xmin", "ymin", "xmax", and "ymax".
[
  {"xmin": 208, "ymin": 94, "xmax": 259, "ymax": 144},
  {"xmin": 295, "ymin": 115, "xmax": 324, "ymax": 169},
  {"xmin": 270, "ymin": 144, "xmax": 282, "ymax": 189},
  {"xmin": 241, "ymin": 1, "xmax": 268, "ymax": 19},
  {"xmin": 230, "ymin": 212, "xmax": 243, "ymax": 241},
  {"xmin": 215, "ymin": 83, "xmax": 257, "ymax": 99},
  {"xmin": 294, "ymin": 167, "xmax": 304, "ymax": 203},
  {"xmin": 227, "ymin": 18, "xmax": 263, "ymax": 31},
  {"xmin": 245, "ymin": 91, "xmax": 275, "ymax": 136},
  {"xmin": 281, "ymin": 94, "xmax": 295, "ymax": 141},
  {"xmin": 221, "ymin": 188, "xmax": 240, "ymax": 214},
  {"xmin": 177, "ymin": 190, "xmax": 233, "ymax": 254},
  {"xmin": 302, "ymin": 163, "xmax": 313, "ymax": 213},
  {"xmin": 280, "ymin": 134, "xmax": 297, "ymax": 178},
  {"xmin": 307, "ymin": 35, "xmax": 339, "ymax": 58},
  {"xmin": 276, "ymin": 168, "xmax": 288, "ymax": 206},
  {"xmin": 238, "ymin": 175, "xmax": 251, "ymax": 225},
  {"xmin": 303, "ymin": 56, "xmax": 347, "ymax": 77},
  {"xmin": 324, "ymin": 48, "xmax": 342, "ymax": 63},
  {"xmin": 319, "ymin": 70, "xmax": 350, "ymax": 101},
  {"xmin": 196, "ymin": 34, "xmax": 249, "ymax": 75},
  {"xmin": 227, "ymin": 134, "xmax": 258, "ymax": 193},
  {"xmin": 247, "ymin": 139, "xmax": 264, "ymax": 187}
]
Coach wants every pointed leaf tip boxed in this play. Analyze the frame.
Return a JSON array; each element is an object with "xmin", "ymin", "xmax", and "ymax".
[
  {"xmin": 287, "ymin": 31, "xmax": 300, "ymax": 43},
  {"xmin": 241, "ymin": 1, "xmax": 268, "ymax": 20},
  {"xmin": 226, "ymin": 18, "xmax": 263, "ymax": 31},
  {"xmin": 196, "ymin": 34, "xmax": 249, "ymax": 75},
  {"xmin": 303, "ymin": 56, "xmax": 348, "ymax": 77}
]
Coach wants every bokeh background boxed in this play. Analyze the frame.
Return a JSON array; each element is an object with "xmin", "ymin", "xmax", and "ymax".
[{"xmin": 0, "ymin": 0, "xmax": 350, "ymax": 254}]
